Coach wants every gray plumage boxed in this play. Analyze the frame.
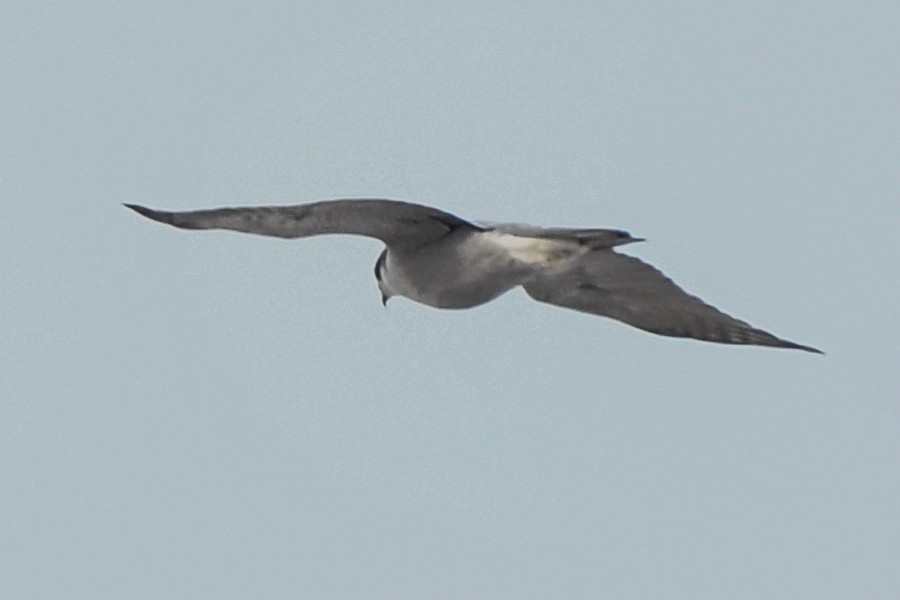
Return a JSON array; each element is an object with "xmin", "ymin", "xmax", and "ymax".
[{"xmin": 124, "ymin": 199, "xmax": 821, "ymax": 353}]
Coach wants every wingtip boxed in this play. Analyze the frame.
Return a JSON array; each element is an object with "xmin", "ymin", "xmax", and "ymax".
[
  {"xmin": 783, "ymin": 340, "xmax": 825, "ymax": 354},
  {"xmin": 123, "ymin": 203, "xmax": 152, "ymax": 217},
  {"xmin": 123, "ymin": 203, "xmax": 174, "ymax": 225}
]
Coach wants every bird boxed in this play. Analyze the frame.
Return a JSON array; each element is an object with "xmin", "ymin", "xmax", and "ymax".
[{"xmin": 124, "ymin": 199, "xmax": 821, "ymax": 353}]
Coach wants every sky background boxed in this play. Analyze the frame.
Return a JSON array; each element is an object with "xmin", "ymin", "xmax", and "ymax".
[{"xmin": 2, "ymin": 2, "xmax": 897, "ymax": 598}]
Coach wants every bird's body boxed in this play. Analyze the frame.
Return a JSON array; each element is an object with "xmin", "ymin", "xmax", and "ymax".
[
  {"xmin": 378, "ymin": 228, "xmax": 589, "ymax": 308},
  {"xmin": 125, "ymin": 199, "xmax": 821, "ymax": 353}
]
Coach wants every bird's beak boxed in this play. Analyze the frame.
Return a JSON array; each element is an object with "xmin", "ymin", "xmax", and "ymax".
[{"xmin": 381, "ymin": 293, "xmax": 389, "ymax": 307}]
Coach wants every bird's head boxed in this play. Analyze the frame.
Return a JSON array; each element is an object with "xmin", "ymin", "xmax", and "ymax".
[{"xmin": 373, "ymin": 249, "xmax": 394, "ymax": 306}]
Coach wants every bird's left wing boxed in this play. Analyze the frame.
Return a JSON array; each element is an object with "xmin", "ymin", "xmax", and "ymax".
[
  {"xmin": 523, "ymin": 249, "xmax": 822, "ymax": 353},
  {"xmin": 124, "ymin": 199, "xmax": 479, "ymax": 248}
]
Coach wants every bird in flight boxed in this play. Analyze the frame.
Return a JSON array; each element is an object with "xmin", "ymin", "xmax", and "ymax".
[{"xmin": 125, "ymin": 199, "xmax": 821, "ymax": 353}]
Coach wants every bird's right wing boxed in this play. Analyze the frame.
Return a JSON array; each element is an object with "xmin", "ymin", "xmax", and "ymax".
[
  {"xmin": 124, "ymin": 199, "xmax": 479, "ymax": 248},
  {"xmin": 523, "ymin": 249, "xmax": 822, "ymax": 352}
]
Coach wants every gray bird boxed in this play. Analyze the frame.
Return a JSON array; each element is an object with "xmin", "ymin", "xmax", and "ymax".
[{"xmin": 125, "ymin": 199, "xmax": 821, "ymax": 353}]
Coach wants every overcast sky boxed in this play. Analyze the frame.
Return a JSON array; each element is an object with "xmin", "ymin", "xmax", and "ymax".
[{"xmin": 2, "ymin": 3, "xmax": 897, "ymax": 598}]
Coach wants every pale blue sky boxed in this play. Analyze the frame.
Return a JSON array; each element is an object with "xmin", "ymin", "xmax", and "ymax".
[{"xmin": 2, "ymin": 3, "xmax": 897, "ymax": 598}]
